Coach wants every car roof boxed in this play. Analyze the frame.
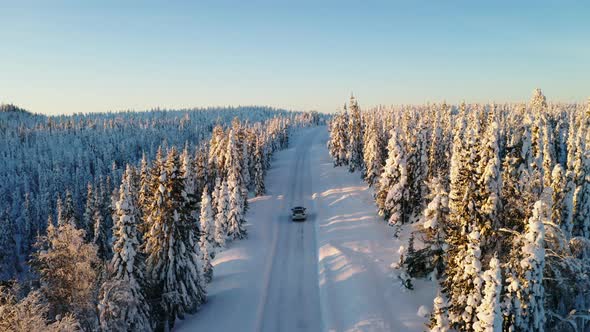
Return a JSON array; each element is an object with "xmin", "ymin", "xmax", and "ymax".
[{"xmin": 292, "ymin": 206, "xmax": 306, "ymax": 210}]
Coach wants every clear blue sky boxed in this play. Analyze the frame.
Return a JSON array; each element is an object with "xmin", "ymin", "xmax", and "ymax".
[{"xmin": 1, "ymin": 1, "xmax": 589, "ymax": 114}]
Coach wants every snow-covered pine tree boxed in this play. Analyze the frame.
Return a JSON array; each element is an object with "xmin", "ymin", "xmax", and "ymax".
[
  {"xmin": 406, "ymin": 121, "xmax": 429, "ymax": 216},
  {"xmin": 362, "ymin": 115, "xmax": 385, "ymax": 186},
  {"xmin": 93, "ymin": 199, "xmax": 110, "ymax": 261},
  {"xmin": 448, "ymin": 226, "xmax": 484, "ymax": 331},
  {"xmin": 254, "ymin": 136, "xmax": 266, "ymax": 196},
  {"xmin": 421, "ymin": 177, "xmax": 449, "ymax": 278},
  {"xmin": 143, "ymin": 147, "xmax": 206, "ymax": 330},
  {"xmin": 181, "ymin": 145, "xmax": 200, "ymax": 232},
  {"xmin": 214, "ymin": 179, "xmax": 229, "ymax": 247},
  {"xmin": 542, "ymin": 119, "xmax": 556, "ymax": 188},
  {"xmin": 518, "ymin": 189, "xmax": 550, "ymax": 331},
  {"xmin": 328, "ymin": 107, "xmax": 349, "ymax": 166},
  {"xmin": 61, "ymin": 189, "xmax": 77, "ymax": 227},
  {"xmin": 550, "ymin": 164, "xmax": 574, "ymax": 238},
  {"xmin": 21, "ymin": 192, "xmax": 34, "ymax": 254},
  {"xmin": 225, "ymin": 130, "xmax": 247, "ymax": 240},
  {"xmin": 208, "ymin": 125, "xmax": 227, "ymax": 179},
  {"xmin": 194, "ymin": 146, "xmax": 209, "ymax": 200},
  {"xmin": 347, "ymin": 95, "xmax": 364, "ymax": 173},
  {"xmin": 573, "ymin": 129, "xmax": 590, "ymax": 238},
  {"xmin": 99, "ymin": 165, "xmax": 152, "ymax": 332},
  {"xmin": 82, "ymin": 182, "xmax": 96, "ymax": 241},
  {"xmin": 137, "ymin": 153, "xmax": 150, "ymax": 237},
  {"xmin": 375, "ymin": 128, "xmax": 408, "ymax": 224},
  {"xmin": 429, "ymin": 292, "xmax": 450, "ymax": 332},
  {"xmin": 473, "ymin": 255, "xmax": 502, "ymax": 332},
  {"xmin": 429, "ymin": 102, "xmax": 451, "ymax": 180},
  {"xmin": 477, "ymin": 108, "xmax": 502, "ymax": 248},
  {"xmin": 199, "ymin": 187, "xmax": 214, "ymax": 283}
]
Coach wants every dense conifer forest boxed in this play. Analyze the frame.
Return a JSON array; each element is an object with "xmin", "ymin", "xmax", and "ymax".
[{"xmin": 328, "ymin": 90, "xmax": 590, "ymax": 331}]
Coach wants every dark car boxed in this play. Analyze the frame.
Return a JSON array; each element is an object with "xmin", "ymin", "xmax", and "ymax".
[{"xmin": 291, "ymin": 206, "xmax": 307, "ymax": 221}]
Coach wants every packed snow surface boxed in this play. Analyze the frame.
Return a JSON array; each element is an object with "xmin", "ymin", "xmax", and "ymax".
[{"xmin": 175, "ymin": 127, "xmax": 436, "ymax": 332}]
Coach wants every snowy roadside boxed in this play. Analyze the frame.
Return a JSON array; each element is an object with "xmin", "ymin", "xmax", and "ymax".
[{"xmin": 311, "ymin": 129, "xmax": 437, "ymax": 332}]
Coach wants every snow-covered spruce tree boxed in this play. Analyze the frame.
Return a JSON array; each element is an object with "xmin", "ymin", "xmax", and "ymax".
[
  {"xmin": 445, "ymin": 128, "xmax": 485, "ymax": 328},
  {"xmin": 362, "ymin": 115, "xmax": 385, "ymax": 186},
  {"xmin": 347, "ymin": 95, "xmax": 364, "ymax": 173},
  {"xmin": 60, "ymin": 189, "xmax": 77, "ymax": 227},
  {"xmin": 93, "ymin": 198, "xmax": 110, "ymax": 261},
  {"xmin": 518, "ymin": 190, "xmax": 550, "ymax": 332},
  {"xmin": 573, "ymin": 129, "xmax": 590, "ymax": 238},
  {"xmin": 83, "ymin": 182, "xmax": 97, "ymax": 242},
  {"xmin": 199, "ymin": 187, "xmax": 214, "ymax": 283},
  {"xmin": 31, "ymin": 215, "xmax": 99, "ymax": 330},
  {"xmin": 477, "ymin": 109, "xmax": 502, "ymax": 250},
  {"xmin": 420, "ymin": 177, "xmax": 449, "ymax": 278},
  {"xmin": 214, "ymin": 179, "xmax": 229, "ymax": 248},
  {"xmin": 542, "ymin": 119, "xmax": 556, "ymax": 188},
  {"xmin": 194, "ymin": 146, "xmax": 209, "ymax": 200},
  {"xmin": 550, "ymin": 164, "xmax": 574, "ymax": 238},
  {"xmin": 473, "ymin": 255, "xmax": 502, "ymax": 332},
  {"xmin": 448, "ymin": 226, "xmax": 484, "ymax": 331},
  {"xmin": 0, "ymin": 208, "xmax": 17, "ymax": 281},
  {"xmin": 99, "ymin": 165, "xmax": 152, "ymax": 332},
  {"xmin": 406, "ymin": 121, "xmax": 429, "ymax": 216},
  {"xmin": 181, "ymin": 146, "xmax": 200, "ymax": 232},
  {"xmin": 137, "ymin": 153, "xmax": 150, "ymax": 237},
  {"xmin": 20, "ymin": 192, "xmax": 34, "ymax": 255},
  {"xmin": 225, "ymin": 130, "xmax": 247, "ymax": 240},
  {"xmin": 375, "ymin": 128, "xmax": 408, "ymax": 225},
  {"xmin": 429, "ymin": 292, "xmax": 450, "ymax": 332},
  {"xmin": 143, "ymin": 148, "xmax": 206, "ymax": 331},
  {"xmin": 208, "ymin": 125, "xmax": 227, "ymax": 179},
  {"xmin": 429, "ymin": 102, "xmax": 451, "ymax": 180},
  {"xmin": 254, "ymin": 136, "xmax": 266, "ymax": 196},
  {"xmin": 328, "ymin": 108, "xmax": 349, "ymax": 166}
]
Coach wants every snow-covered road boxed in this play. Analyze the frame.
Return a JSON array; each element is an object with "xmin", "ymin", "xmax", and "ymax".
[{"xmin": 175, "ymin": 126, "xmax": 435, "ymax": 332}]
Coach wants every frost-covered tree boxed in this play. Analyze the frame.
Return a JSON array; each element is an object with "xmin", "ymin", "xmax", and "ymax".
[
  {"xmin": 0, "ymin": 286, "xmax": 81, "ymax": 332},
  {"xmin": 473, "ymin": 255, "xmax": 502, "ymax": 332},
  {"xmin": 31, "ymin": 218, "xmax": 99, "ymax": 330},
  {"xmin": 99, "ymin": 165, "xmax": 151, "ymax": 332}
]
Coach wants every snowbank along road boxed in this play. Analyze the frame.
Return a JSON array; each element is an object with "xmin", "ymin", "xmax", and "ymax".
[{"xmin": 175, "ymin": 126, "xmax": 435, "ymax": 332}]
